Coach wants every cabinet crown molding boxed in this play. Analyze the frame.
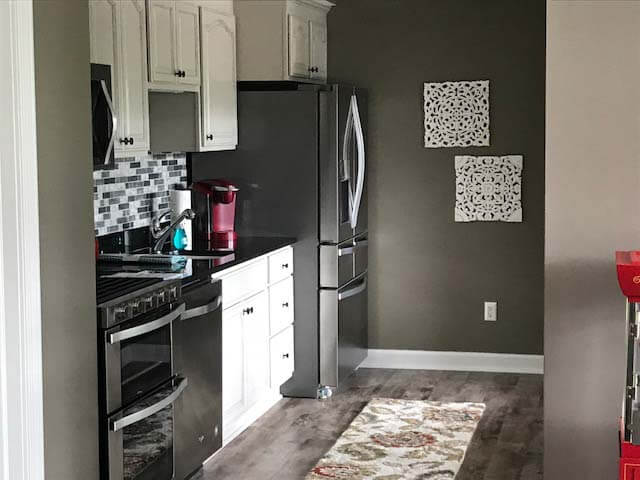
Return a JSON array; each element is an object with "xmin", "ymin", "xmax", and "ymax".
[{"xmin": 291, "ymin": 0, "xmax": 334, "ymax": 11}]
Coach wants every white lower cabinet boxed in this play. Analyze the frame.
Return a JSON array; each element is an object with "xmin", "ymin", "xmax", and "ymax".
[
  {"xmin": 270, "ymin": 326, "xmax": 294, "ymax": 388},
  {"xmin": 216, "ymin": 246, "xmax": 295, "ymax": 446}
]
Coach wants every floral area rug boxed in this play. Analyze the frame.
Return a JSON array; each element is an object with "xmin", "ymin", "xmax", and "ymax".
[{"xmin": 306, "ymin": 398, "xmax": 485, "ymax": 480}]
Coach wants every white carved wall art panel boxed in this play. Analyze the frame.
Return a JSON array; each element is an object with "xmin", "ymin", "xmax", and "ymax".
[
  {"xmin": 454, "ymin": 155, "xmax": 522, "ymax": 222},
  {"xmin": 424, "ymin": 80, "xmax": 490, "ymax": 148}
]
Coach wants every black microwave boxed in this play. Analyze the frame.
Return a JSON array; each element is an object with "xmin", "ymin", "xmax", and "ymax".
[{"xmin": 91, "ymin": 63, "xmax": 116, "ymax": 170}]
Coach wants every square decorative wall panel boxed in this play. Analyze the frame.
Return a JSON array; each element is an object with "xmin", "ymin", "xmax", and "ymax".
[
  {"xmin": 455, "ymin": 155, "xmax": 522, "ymax": 222},
  {"xmin": 424, "ymin": 80, "xmax": 490, "ymax": 148}
]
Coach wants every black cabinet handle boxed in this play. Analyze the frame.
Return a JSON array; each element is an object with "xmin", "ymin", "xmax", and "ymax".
[
  {"xmin": 175, "ymin": 70, "xmax": 181, "ymax": 77},
  {"xmin": 206, "ymin": 134, "xmax": 213, "ymax": 141},
  {"xmin": 282, "ymin": 353, "xmax": 289, "ymax": 359},
  {"xmin": 119, "ymin": 138, "xmax": 129, "ymax": 145},
  {"xmin": 129, "ymin": 137, "xmax": 134, "ymax": 145},
  {"xmin": 282, "ymin": 302, "xmax": 289, "ymax": 308},
  {"xmin": 242, "ymin": 306, "xmax": 254, "ymax": 315},
  {"xmin": 281, "ymin": 263, "xmax": 289, "ymax": 269}
]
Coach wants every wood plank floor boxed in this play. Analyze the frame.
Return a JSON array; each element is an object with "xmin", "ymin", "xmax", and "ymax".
[{"xmin": 194, "ymin": 368, "xmax": 543, "ymax": 480}]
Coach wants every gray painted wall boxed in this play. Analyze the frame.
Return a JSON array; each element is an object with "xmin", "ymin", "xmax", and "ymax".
[
  {"xmin": 33, "ymin": 1, "xmax": 99, "ymax": 478},
  {"xmin": 546, "ymin": 2, "xmax": 640, "ymax": 477},
  {"xmin": 327, "ymin": 0, "xmax": 545, "ymax": 354}
]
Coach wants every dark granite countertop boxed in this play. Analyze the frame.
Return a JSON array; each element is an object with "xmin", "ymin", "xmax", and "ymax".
[
  {"xmin": 96, "ymin": 236, "xmax": 296, "ymax": 296},
  {"xmin": 180, "ymin": 236, "xmax": 296, "ymax": 289}
]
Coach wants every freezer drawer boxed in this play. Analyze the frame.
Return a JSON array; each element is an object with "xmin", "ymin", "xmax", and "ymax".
[
  {"xmin": 320, "ymin": 234, "xmax": 368, "ymax": 288},
  {"xmin": 319, "ymin": 272, "xmax": 368, "ymax": 388}
]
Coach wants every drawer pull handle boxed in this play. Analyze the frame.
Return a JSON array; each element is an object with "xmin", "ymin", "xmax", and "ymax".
[
  {"xmin": 282, "ymin": 353, "xmax": 290, "ymax": 359},
  {"xmin": 242, "ymin": 307, "xmax": 254, "ymax": 315},
  {"xmin": 281, "ymin": 263, "xmax": 289, "ymax": 269},
  {"xmin": 282, "ymin": 302, "xmax": 289, "ymax": 308}
]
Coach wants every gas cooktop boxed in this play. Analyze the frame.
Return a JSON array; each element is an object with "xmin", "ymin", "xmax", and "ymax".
[{"xmin": 96, "ymin": 277, "xmax": 162, "ymax": 305}]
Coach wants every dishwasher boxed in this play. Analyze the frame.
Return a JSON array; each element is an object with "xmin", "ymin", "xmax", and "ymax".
[{"xmin": 174, "ymin": 277, "xmax": 222, "ymax": 479}]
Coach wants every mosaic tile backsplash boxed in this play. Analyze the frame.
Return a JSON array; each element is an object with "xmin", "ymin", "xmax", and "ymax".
[{"xmin": 93, "ymin": 153, "xmax": 187, "ymax": 236}]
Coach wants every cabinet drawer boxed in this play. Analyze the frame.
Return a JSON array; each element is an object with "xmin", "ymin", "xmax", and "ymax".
[
  {"xmin": 220, "ymin": 258, "xmax": 268, "ymax": 308},
  {"xmin": 270, "ymin": 326, "xmax": 294, "ymax": 388},
  {"xmin": 269, "ymin": 276, "xmax": 294, "ymax": 336},
  {"xmin": 268, "ymin": 248, "xmax": 293, "ymax": 284}
]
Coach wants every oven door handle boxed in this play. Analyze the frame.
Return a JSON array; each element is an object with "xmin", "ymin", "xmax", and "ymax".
[
  {"xmin": 110, "ymin": 377, "xmax": 188, "ymax": 432},
  {"xmin": 108, "ymin": 303, "xmax": 185, "ymax": 344},
  {"xmin": 181, "ymin": 296, "xmax": 222, "ymax": 321}
]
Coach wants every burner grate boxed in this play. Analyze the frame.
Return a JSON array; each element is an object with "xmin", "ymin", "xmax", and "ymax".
[{"xmin": 96, "ymin": 277, "xmax": 161, "ymax": 305}]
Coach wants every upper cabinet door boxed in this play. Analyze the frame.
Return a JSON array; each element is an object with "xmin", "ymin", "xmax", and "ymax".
[
  {"xmin": 89, "ymin": 0, "xmax": 118, "ymax": 66},
  {"xmin": 175, "ymin": 3, "xmax": 201, "ymax": 86},
  {"xmin": 200, "ymin": 9, "xmax": 237, "ymax": 150},
  {"xmin": 309, "ymin": 20, "xmax": 327, "ymax": 82},
  {"xmin": 148, "ymin": 0, "xmax": 177, "ymax": 83},
  {"xmin": 287, "ymin": 14, "xmax": 310, "ymax": 79},
  {"xmin": 117, "ymin": 0, "xmax": 150, "ymax": 152}
]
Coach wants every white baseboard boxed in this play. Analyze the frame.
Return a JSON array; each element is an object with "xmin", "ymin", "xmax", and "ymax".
[{"xmin": 360, "ymin": 349, "xmax": 544, "ymax": 374}]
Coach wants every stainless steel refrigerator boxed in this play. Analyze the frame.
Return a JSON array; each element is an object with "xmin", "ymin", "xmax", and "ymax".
[{"xmin": 191, "ymin": 82, "xmax": 368, "ymax": 398}]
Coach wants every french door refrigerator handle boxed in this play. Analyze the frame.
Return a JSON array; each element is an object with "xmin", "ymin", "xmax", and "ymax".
[
  {"xmin": 100, "ymin": 79, "xmax": 117, "ymax": 165},
  {"xmin": 108, "ymin": 303, "xmax": 185, "ymax": 344},
  {"xmin": 338, "ymin": 275, "xmax": 367, "ymax": 301},
  {"xmin": 350, "ymin": 93, "xmax": 366, "ymax": 230},
  {"xmin": 109, "ymin": 377, "xmax": 188, "ymax": 432},
  {"xmin": 180, "ymin": 296, "xmax": 222, "ymax": 321}
]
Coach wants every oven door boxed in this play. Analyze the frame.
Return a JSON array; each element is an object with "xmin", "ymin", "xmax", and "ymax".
[
  {"xmin": 105, "ymin": 376, "xmax": 188, "ymax": 480},
  {"xmin": 104, "ymin": 303, "xmax": 185, "ymax": 414}
]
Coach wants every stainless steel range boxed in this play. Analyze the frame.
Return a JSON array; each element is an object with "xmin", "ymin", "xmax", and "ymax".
[
  {"xmin": 96, "ymin": 274, "xmax": 223, "ymax": 480},
  {"xmin": 97, "ymin": 277, "xmax": 187, "ymax": 480}
]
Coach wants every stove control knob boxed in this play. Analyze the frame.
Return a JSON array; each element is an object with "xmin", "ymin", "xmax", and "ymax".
[
  {"xmin": 129, "ymin": 300, "xmax": 141, "ymax": 315},
  {"xmin": 114, "ymin": 304, "xmax": 129, "ymax": 320},
  {"xmin": 169, "ymin": 286, "xmax": 178, "ymax": 301},
  {"xmin": 142, "ymin": 295, "xmax": 155, "ymax": 310},
  {"xmin": 157, "ymin": 290, "xmax": 166, "ymax": 305}
]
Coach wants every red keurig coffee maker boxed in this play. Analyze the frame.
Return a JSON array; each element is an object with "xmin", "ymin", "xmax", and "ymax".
[{"xmin": 191, "ymin": 179, "xmax": 239, "ymax": 250}]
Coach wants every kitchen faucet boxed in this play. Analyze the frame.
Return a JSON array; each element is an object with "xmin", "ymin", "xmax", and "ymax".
[{"xmin": 150, "ymin": 208, "xmax": 196, "ymax": 254}]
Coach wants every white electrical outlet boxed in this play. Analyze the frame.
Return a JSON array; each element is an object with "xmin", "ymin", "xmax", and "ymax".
[{"xmin": 484, "ymin": 301, "xmax": 497, "ymax": 321}]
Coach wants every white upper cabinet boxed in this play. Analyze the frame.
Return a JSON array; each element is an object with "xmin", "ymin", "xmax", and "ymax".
[
  {"xmin": 235, "ymin": 0, "xmax": 333, "ymax": 84},
  {"xmin": 119, "ymin": 0, "xmax": 150, "ymax": 152},
  {"xmin": 147, "ymin": 0, "xmax": 201, "ymax": 88},
  {"xmin": 90, "ymin": 0, "xmax": 149, "ymax": 156},
  {"xmin": 309, "ymin": 20, "xmax": 327, "ymax": 81},
  {"xmin": 200, "ymin": 7, "xmax": 238, "ymax": 150},
  {"xmin": 288, "ymin": 14, "xmax": 310, "ymax": 78},
  {"xmin": 148, "ymin": 0, "xmax": 176, "ymax": 83},
  {"xmin": 176, "ymin": 3, "xmax": 201, "ymax": 85}
]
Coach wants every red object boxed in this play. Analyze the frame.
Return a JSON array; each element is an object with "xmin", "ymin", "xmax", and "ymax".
[
  {"xmin": 192, "ymin": 179, "xmax": 239, "ymax": 250},
  {"xmin": 616, "ymin": 251, "xmax": 640, "ymax": 302},
  {"xmin": 621, "ymin": 418, "xmax": 640, "ymax": 479}
]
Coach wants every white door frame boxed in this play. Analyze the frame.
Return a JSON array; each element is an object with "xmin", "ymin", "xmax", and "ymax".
[{"xmin": 0, "ymin": 1, "xmax": 45, "ymax": 480}]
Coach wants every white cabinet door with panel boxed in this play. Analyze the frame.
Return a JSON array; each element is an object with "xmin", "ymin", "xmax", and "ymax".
[
  {"xmin": 269, "ymin": 276, "xmax": 294, "ymax": 336},
  {"xmin": 309, "ymin": 20, "xmax": 327, "ymax": 81},
  {"xmin": 175, "ymin": 3, "xmax": 201, "ymax": 86},
  {"xmin": 147, "ymin": 0, "xmax": 201, "ymax": 88},
  {"xmin": 147, "ymin": 0, "xmax": 176, "ymax": 83},
  {"xmin": 90, "ymin": 0, "xmax": 149, "ymax": 156},
  {"xmin": 270, "ymin": 326, "xmax": 294, "ymax": 388},
  {"xmin": 287, "ymin": 14, "xmax": 310, "ymax": 78},
  {"xmin": 200, "ymin": 8, "xmax": 237, "ymax": 150},
  {"xmin": 118, "ymin": 0, "xmax": 150, "ymax": 153},
  {"xmin": 241, "ymin": 291, "xmax": 270, "ymax": 406}
]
